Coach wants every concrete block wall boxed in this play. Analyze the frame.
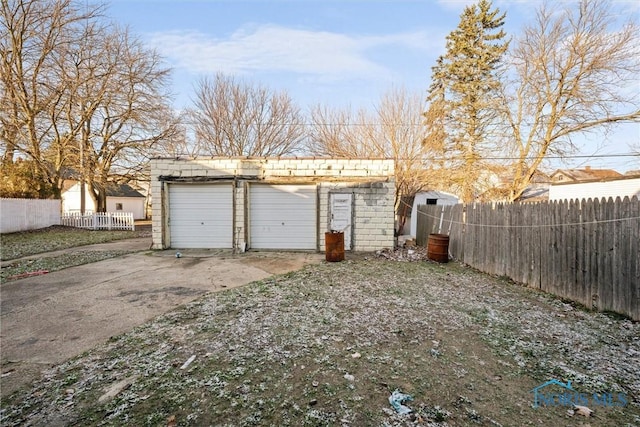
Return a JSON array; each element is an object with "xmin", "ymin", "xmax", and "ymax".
[
  {"xmin": 318, "ymin": 182, "xmax": 396, "ymax": 252},
  {"xmin": 150, "ymin": 157, "xmax": 395, "ymax": 251},
  {"xmin": 150, "ymin": 175, "xmax": 163, "ymax": 247},
  {"xmin": 234, "ymin": 183, "xmax": 246, "ymax": 251},
  {"xmin": 150, "ymin": 158, "xmax": 393, "ymax": 180},
  {"xmin": 259, "ymin": 158, "xmax": 394, "ymax": 179}
]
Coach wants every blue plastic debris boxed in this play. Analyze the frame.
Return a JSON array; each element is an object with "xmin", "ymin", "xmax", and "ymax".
[{"xmin": 389, "ymin": 389, "xmax": 414, "ymax": 415}]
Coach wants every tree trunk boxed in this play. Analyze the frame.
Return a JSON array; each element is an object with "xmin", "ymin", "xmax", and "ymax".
[
  {"xmin": 96, "ymin": 187, "xmax": 107, "ymax": 212},
  {"xmin": 88, "ymin": 182, "xmax": 107, "ymax": 212}
]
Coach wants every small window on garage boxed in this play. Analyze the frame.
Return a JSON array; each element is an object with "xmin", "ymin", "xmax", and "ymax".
[
  {"xmin": 426, "ymin": 198, "xmax": 437, "ymax": 205},
  {"xmin": 115, "ymin": 203, "xmax": 123, "ymax": 211}
]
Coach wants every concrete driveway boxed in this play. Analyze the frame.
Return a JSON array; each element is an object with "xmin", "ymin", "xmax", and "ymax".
[{"xmin": 0, "ymin": 238, "xmax": 323, "ymax": 397}]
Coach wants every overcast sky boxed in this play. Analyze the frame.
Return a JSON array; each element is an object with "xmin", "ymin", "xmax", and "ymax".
[{"xmin": 106, "ymin": 0, "xmax": 639, "ymax": 172}]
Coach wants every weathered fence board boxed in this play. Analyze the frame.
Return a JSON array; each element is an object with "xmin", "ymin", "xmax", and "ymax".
[
  {"xmin": 61, "ymin": 212, "xmax": 135, "ymax": 231},
  {"xmin": 448, "ymin": 204, "xmax": 464, "ymax": 260},
  {"xmin": 415, "ymin": 196, "xmax": 640, "ymax": 320}
]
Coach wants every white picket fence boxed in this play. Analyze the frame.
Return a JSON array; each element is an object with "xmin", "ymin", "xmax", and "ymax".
[{"xmin": 61, "ymin": 212, "xmax": 135, "ymax": 231}]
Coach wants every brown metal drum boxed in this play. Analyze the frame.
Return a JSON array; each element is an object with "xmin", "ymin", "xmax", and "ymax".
[
  {"xmin": 325, "ymin": 231, "xmax": 345, "ymax": 262},
  {"xmin": 427, "ymin": 233, "xmax": 449, "ymax": 263}
]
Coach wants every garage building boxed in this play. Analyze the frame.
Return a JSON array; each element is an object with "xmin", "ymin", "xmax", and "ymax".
[{"xmin": 150, "ymin": 158, "xmax": 395, "ymax": 252}]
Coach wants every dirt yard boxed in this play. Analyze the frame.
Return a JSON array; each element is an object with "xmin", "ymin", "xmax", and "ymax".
[{"xmin": 1, "ymin": 252, "xmax": 638, "ymax": 426}]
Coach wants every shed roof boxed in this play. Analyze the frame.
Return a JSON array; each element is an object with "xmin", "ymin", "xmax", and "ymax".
[{"xmin": 105, "ymin": 183, "xmax": 145, "ymax": 198}]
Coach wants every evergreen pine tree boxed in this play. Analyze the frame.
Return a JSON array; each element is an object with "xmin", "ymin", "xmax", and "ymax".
[{"xmin": 425, "ymin": 0, "xmax": 509, "ymax": 202}]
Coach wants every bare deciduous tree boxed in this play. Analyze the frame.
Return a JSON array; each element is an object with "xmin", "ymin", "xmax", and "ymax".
[
  {"xmin": 71, "ymin": 25, "xmax": 178, "ymax": 212},
  {"xmin": 502, "ymin": 0, "xmax": 640, "ymax": 201},
  {"xmin": 1, "ymin": 0, "xmax": 178, "ymax": 209},
  {"xmin": 307, "ymin": 106, "xmax": 358, "ymax": 157},
  {"xmin": 0, "ymin": 0, "xmax": 100, "ymax": 197},
  {"xmin": 190, "ymin": 73, "xmax": 306, "ymax": 156},
  {"xmin": 309, "ymin": 87, "xmax": 433, "ymax": 233}
]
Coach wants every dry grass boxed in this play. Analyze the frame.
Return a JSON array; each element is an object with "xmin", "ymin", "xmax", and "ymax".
[
  {"xmin": 0, "ymin": 225, "xmax": 151, "ymax": 261},
  {"xmin": 0, "ymin": 225, "xmax": 151, "ymax": 281},
  {"xmin": 1, "ymin": 254, "xmax": 638, "ymax": 426}
]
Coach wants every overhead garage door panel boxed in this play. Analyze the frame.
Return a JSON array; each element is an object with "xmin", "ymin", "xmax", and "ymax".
[
  {"xmin": 169, "ymin": 184, "xmax": 233, "ymax": 248},
  {"xmin": 250, "ymin": 185, "xmax": 316, "ymax": 249}
]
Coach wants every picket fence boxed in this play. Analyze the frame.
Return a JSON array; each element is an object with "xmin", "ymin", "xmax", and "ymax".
[
  {"xmin": 61, "ymin": 212, "xmax": 135, "ymax": 231},
  {"xmin": 416, "ymin": 196, "xmax": 640, "ymax": 321}
]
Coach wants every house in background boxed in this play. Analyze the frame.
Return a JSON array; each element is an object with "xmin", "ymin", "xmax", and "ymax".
[
  {"xmin": 150, "ymin": 157, "xmax": 395, "ymax": 252},
  {"xmin": 549, "ymin": 173, "xmax": 640, "ymax": 202},
  {"xmin": 550, "ymin": 166, "xmax": 622, "ymax": 183},
  {"xmin": 475, "ymin": 169, "xmax": 551, "ymax": 203},
  {"xmin": 62, "ymin": 181, "xmax": 147, "ymax": 219}
]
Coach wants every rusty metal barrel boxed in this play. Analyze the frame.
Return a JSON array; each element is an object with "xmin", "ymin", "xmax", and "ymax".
[
  {"xmin": 325, "ymin": 231, "xmax": 345, "ymax": 262},
  {"xmin": 427, "ymin": 233, "xmax": 449, "ymax": 263}
]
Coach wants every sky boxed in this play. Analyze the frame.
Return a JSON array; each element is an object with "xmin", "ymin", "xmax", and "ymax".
[{"xmin": 105, "ymin": 0, "xmax": 640, "ymax": 172}]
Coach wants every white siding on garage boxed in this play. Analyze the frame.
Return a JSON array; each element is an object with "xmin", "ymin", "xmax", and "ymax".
[
  {"xmin": 250, "ymin": 184, "xmax": 316, "ymax": 249},
  {"xmin": 169, "ymin": 184, "xmax": 233, "ymax": 248}
]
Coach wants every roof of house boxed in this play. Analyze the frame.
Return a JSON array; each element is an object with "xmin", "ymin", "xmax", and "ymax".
[
  {"xmin": 63, "ymin": 180, "xmax": 145, "ymax": 198},
  {"xmin": 61, "ymin": 180, "xmax": 77, "ymax": 192},
  {"xmin": 550, "ymin": 168, "xmax": 622, "ymax": 182},
  {"xmin": 105, "ymin": 183, "xmax": 145, "ymax": 198}
]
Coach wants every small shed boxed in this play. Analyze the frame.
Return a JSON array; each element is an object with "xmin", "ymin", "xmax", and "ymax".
[
  {"xmin": 409, "ymin": 190, "xmax": 459, "ymax": 238},
  {"xmin": 150, "ymin": 157, "xmax": 396, "ymax": 252}
]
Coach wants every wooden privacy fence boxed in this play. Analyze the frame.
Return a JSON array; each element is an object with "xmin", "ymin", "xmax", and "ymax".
[
  {"xmin": 61, "ymin": 212, "xmax": 135, "ymax": 231},
  {"xmin": 416, "ymin": 197, "xmax": 640, "ymax": 321}
]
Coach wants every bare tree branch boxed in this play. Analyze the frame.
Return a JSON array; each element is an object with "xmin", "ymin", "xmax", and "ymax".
[
  {"xmin": 0, "ymin": 0, "xmax": 102, "ymax": 197},
  {"xmin": 309, "ymin": 87, "xmax": 431, "ymax": 233},
  {"xmin": 502, "ymin": 0, "xmax": 640, "ymax": 201},
  {"xmin": 190, "ymin": 73, "xmax": 306, "ymax": 157}
]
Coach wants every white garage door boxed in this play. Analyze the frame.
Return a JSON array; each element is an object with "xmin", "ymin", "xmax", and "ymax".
[
  {"xmin": 250, "ymin": 184, "xmax": 316, "ymax": 249},
  {"xmin": 169, "ymin": 184, "xmax": 233, "ymax": 248}
]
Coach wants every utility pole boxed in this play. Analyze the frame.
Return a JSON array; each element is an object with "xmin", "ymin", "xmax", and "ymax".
[{"xmin": 80, "ymin": 129, "xmax": 85, "ymax": 215}]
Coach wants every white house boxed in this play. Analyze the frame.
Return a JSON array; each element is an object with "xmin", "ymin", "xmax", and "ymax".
[
  {"xmin": 62, "ymin": 182, "xmax": 146, "ymax": 220},
  {"xmin": 409, "ymin": 190, "xmax": 459, "ymax": 238},
  {"xmin": 150, "ymin": 157, "xmax": 396, "ymax": 252},
  {"xmin": 549, "ymin": 166, "xmax": 622, "ymax": 183},
  {"xmin": 548, "ymin": 174, "xmax": 640, "ymax": 202}
]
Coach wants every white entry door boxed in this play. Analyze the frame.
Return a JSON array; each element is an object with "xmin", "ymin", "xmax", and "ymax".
[{"xmin": 330, "ymin": 193, "xmax": 352, "ymax": 250}]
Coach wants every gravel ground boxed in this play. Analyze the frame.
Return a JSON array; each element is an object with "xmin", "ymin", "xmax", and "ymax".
[{"xmin": 1, "ymin": 249, "xmax": 638, "ymax": 426}]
